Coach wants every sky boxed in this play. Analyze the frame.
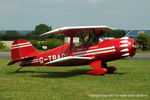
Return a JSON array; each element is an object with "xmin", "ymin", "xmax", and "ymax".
[{"xmin": 0, "ymin": 0, "xmax": 150, "ymax": 30}]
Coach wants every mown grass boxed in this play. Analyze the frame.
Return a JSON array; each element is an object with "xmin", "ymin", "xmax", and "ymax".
[
  {"xmin": 0, "ymin": 48, "xmax": 11, "ymax": 52},
  {"xmin": 0, "ymin": 59, "xmax": 150, "ymax": 100},
  {"xmin": 136, "ymin": 49, "xmax": 150, "ymax": 53}
]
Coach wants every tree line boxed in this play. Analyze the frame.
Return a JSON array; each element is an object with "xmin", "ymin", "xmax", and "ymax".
[
  {"xmin": 0, "ymin": 24, "xmax": 150, "ymax": 51},
  {"xmin": 0, "ymin": 24, "xmax": 128, "ymax": 50},
  {"xmin": 0, "ymin": 24, "xmax": 127, "ymax": 41},
  {"xmin": 0, "ymin": 24, "xmax": 64, "ymax": 41}
]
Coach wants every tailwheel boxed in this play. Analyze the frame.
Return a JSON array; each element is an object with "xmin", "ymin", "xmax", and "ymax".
[{"xmin": 107, "ymin": 66, "xmax": 117, "ymax": 73}]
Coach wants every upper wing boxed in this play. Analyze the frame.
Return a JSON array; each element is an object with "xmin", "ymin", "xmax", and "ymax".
[
  {"xmin": 45, "ymin": 56, "xmax": 93, "ymax": 66},
  {"xmin": 41, "ymin": 26, "xmax": 112, "ymax": 36}
]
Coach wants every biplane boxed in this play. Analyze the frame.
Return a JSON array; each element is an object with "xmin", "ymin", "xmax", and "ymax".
[{"xmin": 8, "ymin": 26, "xmax": 137, "ymax": 75}]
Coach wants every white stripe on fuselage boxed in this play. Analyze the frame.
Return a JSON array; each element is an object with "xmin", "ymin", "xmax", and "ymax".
[
  {"xmin": 75, "ymin": 49, "xmax": 116, "ymax": 57},
  {"xmin": 11, "ymin": 44, "xmax": 32, "ymax": 49},
  {"xmin": 11, "ymin": 42, "xmax": 32, "ymax": 49},
  {"xmin": 73, "ymin": 46, "xmax": 115, "ymax": 55},
  {"xmin": 12, "ymin": 42, "xmax": 30, "ymax": 47}
]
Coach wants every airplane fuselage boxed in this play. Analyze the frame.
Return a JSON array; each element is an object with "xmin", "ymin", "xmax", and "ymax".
[{"xmin": 19, "ymin": 37, "xmax": 136, "ymax": 67}]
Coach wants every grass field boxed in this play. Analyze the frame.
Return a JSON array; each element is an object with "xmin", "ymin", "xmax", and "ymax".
[{"xmin": 0, "ymin": 59, "xmax": 150, "ymax": 100}]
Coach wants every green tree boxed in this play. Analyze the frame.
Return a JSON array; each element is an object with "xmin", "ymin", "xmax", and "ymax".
[
  {"xmin": 25, "ymin": 24, "xmax": 52, "ymax": 40},
  {"xmin": 104, "ymin": 30, "xmax": 126, "ymax": 38},
  {"xmin": 2, "ymin": 30, "xmax": 22, "ymax": 40},
  {"xmin": 136, "ymin": 33, "xmax": 150, "ymax": 51},
  {"xmin": 0, "ymin": 33, "xmax": 2, "ymax": 40},
  {"xmin": 33, "ymin": 24, "xmax": 51, "ymax": 35}
]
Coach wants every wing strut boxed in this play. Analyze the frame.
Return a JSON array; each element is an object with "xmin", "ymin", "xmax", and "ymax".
[{"xmin": 66, "ymin": 33, "xmax": 75, "ymax": 56}]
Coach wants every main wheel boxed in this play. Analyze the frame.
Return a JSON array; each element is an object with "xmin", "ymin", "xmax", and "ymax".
[{"xmin": 107, "ymin": 66, "xmax": 117, "ymax": 73}]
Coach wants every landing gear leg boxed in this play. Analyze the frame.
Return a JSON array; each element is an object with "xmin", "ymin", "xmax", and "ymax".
[{"xmin": 102, "ymin": 62, "xmax": 108, "ymax": 68}]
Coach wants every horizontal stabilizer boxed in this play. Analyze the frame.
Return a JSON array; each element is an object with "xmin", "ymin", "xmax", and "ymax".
[{"xmin": 8, "ymin": 57, "xmax": 35, "ymax": 65}]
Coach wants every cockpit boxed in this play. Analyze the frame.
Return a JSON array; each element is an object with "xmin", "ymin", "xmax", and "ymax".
[
  {"xmin": 74, "ymin": 32, "xmax": 100, "ymax": 47},
  {"xmin": 73, "ymin": 32, "xmax": 106, "ymax": 47}
]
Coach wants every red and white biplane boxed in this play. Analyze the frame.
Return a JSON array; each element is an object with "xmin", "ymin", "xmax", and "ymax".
[{"xmin": 8, "ymin": 26, "xmax": 137, "ymax": 75}]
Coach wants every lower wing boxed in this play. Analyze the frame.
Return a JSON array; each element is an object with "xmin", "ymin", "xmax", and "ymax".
[{"xmin": 45, "ymin": 56, "xmax": 93, "ymax": 66}]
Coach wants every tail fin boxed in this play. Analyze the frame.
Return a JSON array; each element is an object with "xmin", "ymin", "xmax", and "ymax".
[{"xmin": 8, "ymin": 39, "xmax": 39, "ymax": 65}]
